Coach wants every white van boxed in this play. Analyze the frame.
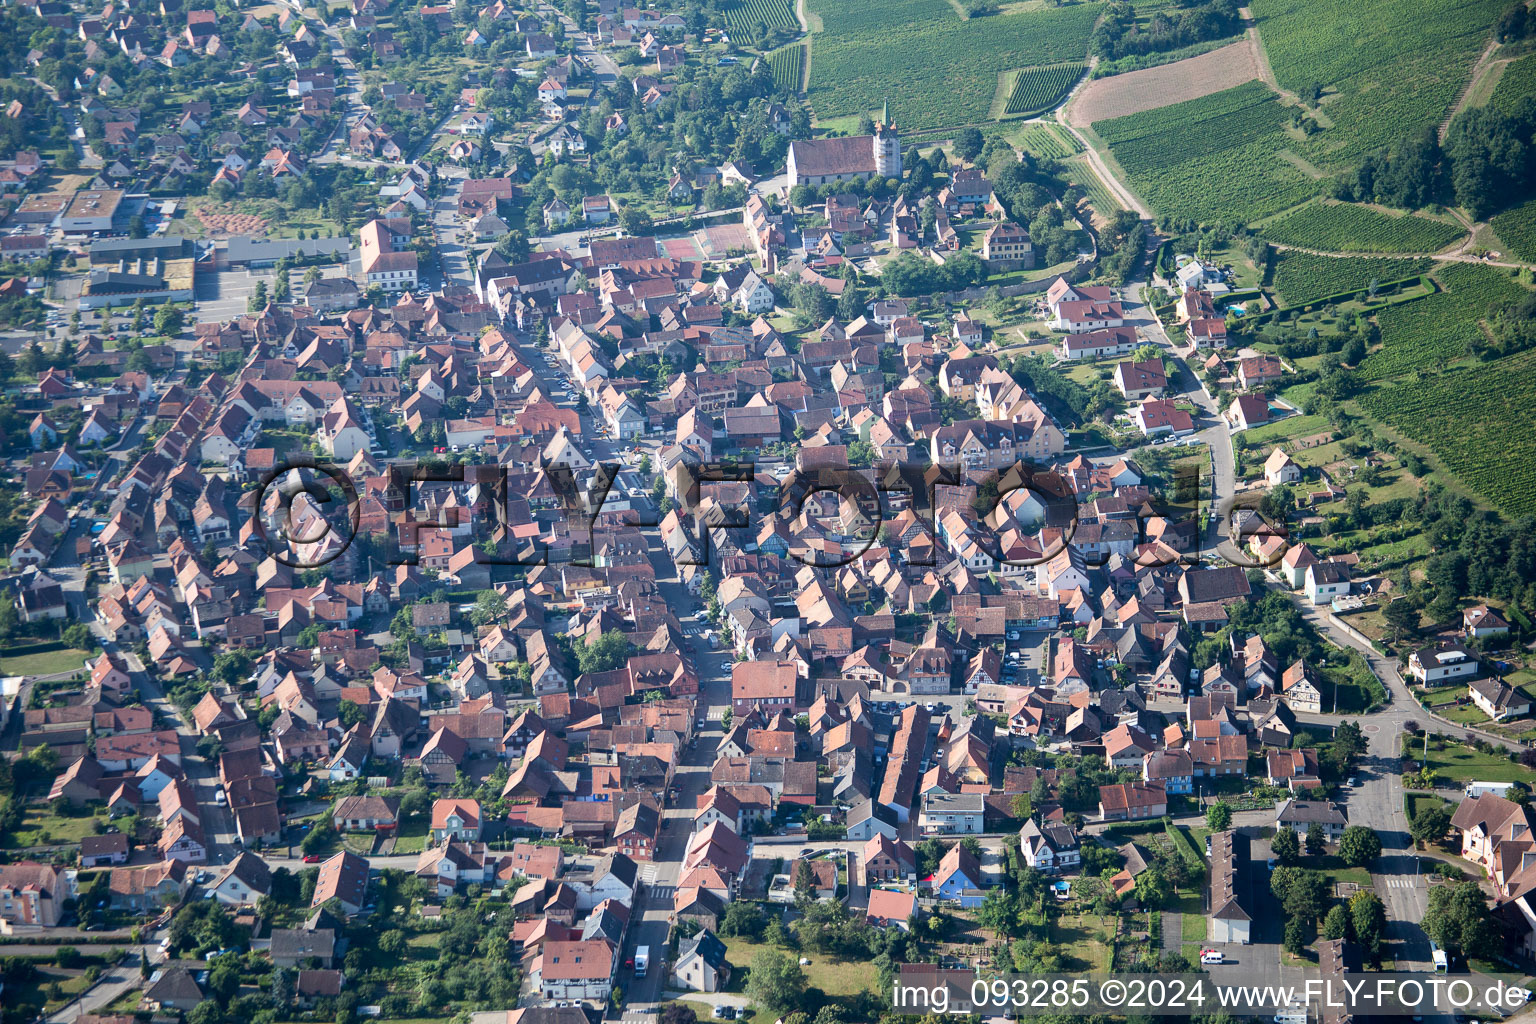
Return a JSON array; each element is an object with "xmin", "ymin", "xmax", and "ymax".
[
  {"xmin": 1200, "ymin": 949, "xmax": 1224, "ymax": 965},
  {"xmin": 1433, "ymin": 949, "xmax": 1448, "ymax": 973}
]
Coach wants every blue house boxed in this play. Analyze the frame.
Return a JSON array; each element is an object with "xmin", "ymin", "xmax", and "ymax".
[
  {"xmin": 930, "ymin": 843, "xmax": 985, "ymax": 908},
  {"xmin": 1142, "ymin": 748, "xmax": 1194, "ymax": 795}
]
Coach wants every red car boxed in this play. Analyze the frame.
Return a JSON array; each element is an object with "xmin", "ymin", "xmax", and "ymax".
[{"xmin": 303, "ymin": 854, "xmax": 323, "ymax": 863}]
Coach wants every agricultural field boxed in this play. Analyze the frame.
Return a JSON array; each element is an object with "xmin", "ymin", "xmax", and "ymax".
[
  {"xmin": 1490, "ymin": 198, "xmax": 1536, "ymax": 263},
  {"xmin": 1359, "ymin": 262, "xmax": 1526, "ymax": 380},
  {"xmin": 1014, "ymin": 122, "xmax": 1080, "ymax": 159},
  {"xmin": 1004, "ymin": 63, "xmax": 1086, "ymax": 117},
  {"xmin": 1068, "ymin": 38, "xmax": 1262, "ymax": 123},
  {"xmin": 768, "ymin": 43, "xmax": 805, "ymax": 93},
  {"xmin": 1091, "ymin": 81, "xmax": 1314, "ymax": 222},
  {"xmin": 1491, "ymin": 53, "xmax": 1536, "ymax": 111},
  {"xmin": 1359, "ymin": 348, "xmax": 1536, "ymax": 516},
  {"xmin": 804, "ymin": 0, "xmax": 1100, "ymax": 129},
  {"xmin": 1247, "ymin": 0, "xmax": 1509, "ymax": 167},
  {"xmin": 724, "ymin": 0, "xmax": 797, "ymax": 32},
  {"xmin": 1271, "ymin": 252, "xmax": 1432, "ymax": 307},
  {"xmin": 1260, "ymin": 202, "xmax": 1465, "ymax": 254}
]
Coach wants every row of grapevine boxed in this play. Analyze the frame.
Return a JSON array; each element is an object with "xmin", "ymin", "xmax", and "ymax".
[
  {"xmin": 1003, "ymin": 63, "xmax": 1085, "ymax": 116},
  {"xmin": 1272, "ymin": 252, "xmax": 1432, "ymax": 307},
  {"xmin": 1095, "ymin": 82, "xmax": 1291, "ymax": 174},
  {"xmin": 1261, "ymin": 202, "xmax": 1464, "ymax": 254},
  {"xmin": 1091, "ymin": 81, "xmax": 1317, "ymax": 223},
  {"xmin": 1490, "ymin": 198, "xmax": 1536, "ymax": 263},
  {"xmin": 724, "ymin": 0, "xmax": 797, "ymax": 31},
  {"xmin": 806, "ymin": 0, "xmax": 1098, "ymax": 129},
  {"xmin": 1360, "ymin": 263, "xmax": 1526, "ymax": 380},
  {"xmin": 768, "ymin": 44, "xmax": 804, "ymax": 94},
  {"xmin": 1015, "ymin": 123, "xmax": 1078, "ymax": 159},
  {"xmin": 1360, "ymin": 351, "xmax": 1536, "ymax": 517}
]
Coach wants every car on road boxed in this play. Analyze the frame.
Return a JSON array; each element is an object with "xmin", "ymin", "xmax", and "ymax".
[{"xmin": 303, "ymin": 853, "xmax": 323, "ymax": 863}]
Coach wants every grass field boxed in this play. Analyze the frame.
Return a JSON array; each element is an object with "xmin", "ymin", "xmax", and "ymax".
[
  {"xmin": 1359, "ymin": 348, "xmax": 1536, "ymax": 516},
  {"xmin": 1420, "ymin": 737, "xmax": 1534, "ymax": 784},
  {"xmin": 721, "ymin": 936, "xmax": 879, "ymax": 996},
  {"xmin": 6, "ymin": 805, "xmax": 105, "ymax": 846},
  {"xmin": 1091, "ymin": 81, "xmax": 1315, "ymax": 222},
  {"xmin": 1490, "ymin": 198, "xmax": 1536, "ymax": 262},
  {"xmin": 0, "ymin": 647, "xmax": 93, "ymax": 677},
  {"xmin": 805, "ymin": 0, "xmax": 1100, "ymax": 129},
  {"xmin": 1262, "ymin": 203, "xmax": 1465, "ymax": 254},
  {"xmin": 1271, "ymin": 252, "xmax": 1433, "ymax": 307},
  {"xmin": 1360, "ymin": 262, "xmax": 1526, "ymax": 380},
  {"xmin": 1247, "ymin": 0, "xmax": 1509, "ymax": 167}
]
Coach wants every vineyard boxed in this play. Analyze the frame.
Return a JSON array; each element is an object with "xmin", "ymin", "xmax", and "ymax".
[
  {"xmin": 1360, "ymin": 350, "xmax": 1536, "ymax": 516},
  {"xmin": 768, "ymin": 44, "xmax": 804, "ymax": 93},
  {"xmin": 1091, "ymin": 81, "xmax": 1313, "ymax": 222},
  {"xmin": 805, "ymin": 0, "xmax": 1099, "ymax": 129},
  {"xmin": 724, "ymin": 0, "xmax": 797, "ymax": 32},
  {"xmin": 1491, "ymin": 199, "xmax": 1536, "ymax": 263},
  {"xmin": 1247, "ymin": 0, "xmax": 1508, "ymax": 167},
  {"xmin": 1066, "ymin": 154, "xmax": 1125, "ymax": 218},
  {"xmin": 1492, "ymin": 53, "xmax": 1536, "ymax": 111},
  {"xmin": 1015, "ymin": 123, "xmax": 1080, "ymax": 159},
  {"xmin": 1359, "ymin": 263, "xmax": 1527, "ymax": 381},
  {"xmin": 1004, "ymin": 63, "xmax": 1085, "ymax": 116},
  {"xmin": 1272, "ymin": 252, "xmax": 1432, "ymax": 307},
  {"xmin": 1260, "ymin": 203, "xmax": 1464, "ymax": 254},
  {"xmin": 1095, "ymin": 82, "xmax": 1291, "ymax": 173}
]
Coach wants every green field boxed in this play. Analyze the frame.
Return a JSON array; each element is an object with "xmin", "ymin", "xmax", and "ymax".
[
  {"xmin": 1360, "ymin": 348, "xmax": 1536, "ymax": 516},
  {"xmin": 1418, "ymin": 737, "xmax": 1536, "ymax": 784},
  {"xmin": 1271, "ymin": 252, "xmax": 1432, "ymax": 307},
  {"xmin": 1092, "ymin": 81, "xmax": 1315, "ymax": 222},
  {"xmin": 1262, "ymin": 203, "xmax": 1465, "ymax": 254},
  {"xmin": 1004, "ymin": 63, "xmax": 1085, "ymax": 116},
  {"xmin": 1359, "ymin": 262, "xmax": 1526, "ymax": 380},
  {"xmin": 1015, "ymin": 122, "xmax": 1080, "ymax": 159},
  {"xmin": 768, "ymin": 43, "xmax": 804, "ymax": 93},
  {"xmin": 1490, "ymin": 198, "xmax": 1536, "ymax": 263},
  {"xmin": 1247, "ymin": 0, "xmax": 1509, "ymax": 166},
  {"xmin": 0, "ymin": 647, "xmax": 93, "ymax": 677},
  {"xmin": 1490, "ymin": 53, "xmax": 1536, "ymax": 112},
  {"xmin": 805, "ymin": 0, "xmax": 1100, "ymax": 129},
  {"xmin": 724, "ymin": 0, "xmax": 797, "ymax": 32}
]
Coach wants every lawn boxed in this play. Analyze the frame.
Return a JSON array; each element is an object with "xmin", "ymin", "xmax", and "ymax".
[
  {"xmin": 720, "ymin": 936, "xmax": 878, "ymax": 997},
  {"xmin": 6, "ymin": 805, "xmax": 107, "ymax": 846},
  {"xmin": 0, "ymin": 647, "xmax": 93, "ymax": 677},
  {"xmin": 1048, "ymin": 911, "xmax": 1114, "ymax": 971},
  {"xmin": 1405, "ymin": 792, "xmax": 1452, "ymax": 824},
  {"xmin": 1421, "ymin": 738, "xmax": 1535, "ymax": 785},
  {"xmin": 1181, "ymin": 909, "xmax": 1207, "ymax": 943}
]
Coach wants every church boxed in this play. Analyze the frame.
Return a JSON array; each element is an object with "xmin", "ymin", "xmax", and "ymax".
[{"xmin": 786, "ymin": 112, "xmax": 901, "ymax": 187}]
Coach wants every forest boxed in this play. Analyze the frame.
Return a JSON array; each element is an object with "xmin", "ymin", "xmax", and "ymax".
[{"xmin": 1090, "ymin": 0, "xmax": 1244, "ymax": 60}]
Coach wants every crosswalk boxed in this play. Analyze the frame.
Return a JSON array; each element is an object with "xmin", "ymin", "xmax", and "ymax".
[
  {"xmin": 681, "ymin": 625, "xmax": 706, "ymax": 636},
  {"xmin": 1385, "ymin": 877, "xmax": 1418, "ymax": 889}
]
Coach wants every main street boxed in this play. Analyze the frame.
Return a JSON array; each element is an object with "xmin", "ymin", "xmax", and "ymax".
[{"xmin": 1118, "ymin": 272, "xmax": 1441, "ymax": 973}]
